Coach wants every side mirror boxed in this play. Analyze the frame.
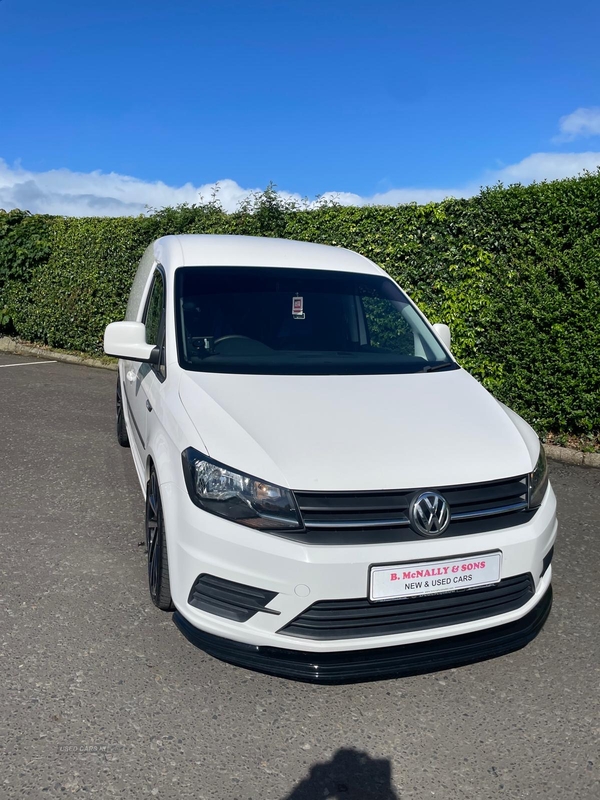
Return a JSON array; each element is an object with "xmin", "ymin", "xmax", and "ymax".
[
  {"xmin": 104, "ymin": 321, "xmax": 159, "ymax": 364},
  {"xmin": 432, "ymin": 323, "xmax": 451, "ymax": 352}
]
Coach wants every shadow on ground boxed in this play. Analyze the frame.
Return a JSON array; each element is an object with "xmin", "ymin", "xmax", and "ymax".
[{"xmin": 282, "ymin": 748, "xmax": 399, "ymax": 799}]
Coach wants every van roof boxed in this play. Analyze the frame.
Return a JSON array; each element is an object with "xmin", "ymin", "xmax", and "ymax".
[{"xmin": 152, "ymin": 234, "xmax": 385, "ymax": 276}]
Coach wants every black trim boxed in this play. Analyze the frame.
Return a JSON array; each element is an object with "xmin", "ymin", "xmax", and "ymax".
[
  {"xmin": 452, "ymin": 500, "xmax": 528, "ymax": 520},
  {"xmin": 278, "ymin": 573, "xmax": 534, "ymax": 640},
  {"xmin": 173, "ymin": 586, "xmax": 552, "ymax": 683},
  {"xmin": 142, "ymin": 265, "xmax": 167, "ymax": 383},
  {"xmin": 149, "ymin": 346, "xmax": 161, "ymax": 367},
  {"xmin": 122, "ymin": 385, "xmax": 145, "ymax": 449},
  {"xmin": 541, "ymin": 545, "xmax": 554, "ymax": 577},
  {"xmin": 188, "ymin": 574, "xmax": 280, "ymax": 622},
  {"xmin": 272, "ymin": 510, "xmax": 537, "ymax": 545}
]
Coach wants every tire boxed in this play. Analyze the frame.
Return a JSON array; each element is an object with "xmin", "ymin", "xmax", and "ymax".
[
  {"xmin": 116, "ymin": 378, "xmax": 130, "ymax": 448},
  {"xmin": 145, "ymin": 466, "xmax": 174, "ymax": 611}
]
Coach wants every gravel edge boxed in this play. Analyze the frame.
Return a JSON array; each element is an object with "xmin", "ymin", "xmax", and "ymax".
[
  {"xmin": 543, "ymin": 444, "xmax": 600, "ymax": 468},
  {"xmin": 2, "ymin": 336, "xmax": 598, "ymax": 468}
]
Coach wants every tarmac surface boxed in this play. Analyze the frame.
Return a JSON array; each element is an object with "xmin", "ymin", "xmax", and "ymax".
[{"xmin": 1, "ymin": 352, "xmax": 598, "ymax": 799}]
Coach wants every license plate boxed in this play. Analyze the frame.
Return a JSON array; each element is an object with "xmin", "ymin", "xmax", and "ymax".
[{"xmin": 369, "ymin": 552, "xmax": 502, "ymax": 602}]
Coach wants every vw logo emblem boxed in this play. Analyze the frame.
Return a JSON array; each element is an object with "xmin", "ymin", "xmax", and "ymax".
[{"xmin": 409, "ymin": 491, "xmax": 450, "ymax": 537}]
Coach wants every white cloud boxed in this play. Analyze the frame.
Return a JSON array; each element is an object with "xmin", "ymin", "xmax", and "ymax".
[
  {"xmin": 554, "ymin": 107, "xmax": 600, "ymax": 142},
  {"xmin": 320, "ymin": 151, "xmax": 600, "ymax": 206},
  {"xmin": 0, "ymin": 160, "xmax": 268, "ymax": 216},
  {"xmin": 318, "ymin": 186, "xmax": 471, "ymax": 206},
  {"xmin": 484, "ymin": 151, "xmax": 600, "ymax": 184},
  {"xmin": 0, "ymin": 150, "xmax": 599, "ymax": 217}
]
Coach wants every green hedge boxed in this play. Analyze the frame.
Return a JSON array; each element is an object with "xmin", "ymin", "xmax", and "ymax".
[{"xmin": 1, "ymin": 176, "xmax": 599, "ymax": 439}]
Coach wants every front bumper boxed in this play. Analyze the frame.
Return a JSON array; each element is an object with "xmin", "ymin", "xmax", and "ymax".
[
  {"xmin": 174, "ymin": 586, "xmax": 553, "ymax": 683},
  {"xmin": 161, "ymin": 480, "xmax": 557, "ymax": 660}
]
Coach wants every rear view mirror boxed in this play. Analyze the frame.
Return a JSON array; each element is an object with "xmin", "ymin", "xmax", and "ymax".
[
  {"xmin": 104, "ymin": 321, "xmax": 159, "ymax": 364},
  {"xmin": 432, "ymin": 323, "xmax": 451, "ymax": 352}
]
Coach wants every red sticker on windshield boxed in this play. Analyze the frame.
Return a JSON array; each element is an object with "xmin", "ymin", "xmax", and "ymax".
[{"xmin": 292, "ymin": 296, "xmax": 305, "ymax": 319}]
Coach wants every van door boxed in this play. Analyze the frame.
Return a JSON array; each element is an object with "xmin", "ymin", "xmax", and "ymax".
[{"xmin": 123, "ymin": 269, "xmax": 165, "ymax": 455}]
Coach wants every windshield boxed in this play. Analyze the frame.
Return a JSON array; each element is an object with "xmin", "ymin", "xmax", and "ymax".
[{"xmin": 174, "ymin": 267, "xmax": 456, "ymax": 375}]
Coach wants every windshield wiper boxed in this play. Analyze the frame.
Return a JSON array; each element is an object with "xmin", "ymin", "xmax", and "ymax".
[{"xmin": 420, "ymin": 361, "xmax": 456, "ymax": 373}]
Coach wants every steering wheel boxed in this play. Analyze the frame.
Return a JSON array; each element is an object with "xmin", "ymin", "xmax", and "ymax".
[{"xmin": 213, "ymin": 335, "xmax": 255, "ymax": 345}]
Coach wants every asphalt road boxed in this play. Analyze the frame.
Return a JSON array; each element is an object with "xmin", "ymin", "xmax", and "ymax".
[{"xmin": 1, "ymin": 352, "xmax": 599, "ymax": 800}]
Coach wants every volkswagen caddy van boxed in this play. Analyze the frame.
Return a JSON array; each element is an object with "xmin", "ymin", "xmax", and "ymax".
[{"xmin": 104, "ymin": 235, "xmax": 556, "ymax": 682}]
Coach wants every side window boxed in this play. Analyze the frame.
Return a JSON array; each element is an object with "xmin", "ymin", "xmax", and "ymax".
[
  {"xmin": 361, "ymin": 296, "xmax": 414, "ymax": 355},
  {"xmin": 144, "ymin": 271, "xmax": 166, "ymax": 377}
]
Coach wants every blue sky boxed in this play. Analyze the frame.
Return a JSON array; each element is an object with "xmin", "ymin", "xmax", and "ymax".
[{"xmin": 1, "ymin": 0, "xmax": 600, "ymax": 214}]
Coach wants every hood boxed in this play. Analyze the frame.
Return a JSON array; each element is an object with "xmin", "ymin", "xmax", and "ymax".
[{"xmin": 178, "ymin": 369, "xmax": 535, "ymax": 491}]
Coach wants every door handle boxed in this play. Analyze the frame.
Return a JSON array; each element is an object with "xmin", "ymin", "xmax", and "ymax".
[{"xmin": 146, "ymin": 399, "xmax": 152, "ymax": 412}]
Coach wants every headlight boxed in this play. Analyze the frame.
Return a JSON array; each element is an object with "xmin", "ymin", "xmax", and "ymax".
[
  {"xmin": 528, "ymin": 445, "xmax": 549, "ymax": 508},
  {"xmin": 181, "ymin": 448, "xmax": 302, "ymax": 530}
]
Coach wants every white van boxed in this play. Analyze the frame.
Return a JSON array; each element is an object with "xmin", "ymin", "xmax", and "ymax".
[{"xmin": 104, "ymin": 234, "xmax": 556, "ymax": 682}]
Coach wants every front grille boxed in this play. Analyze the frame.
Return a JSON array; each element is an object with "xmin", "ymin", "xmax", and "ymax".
[
  {"xmin": 291, "ymin": 475, "xmax": 531, "ymax": 543},
  {"xmin": 279, "ymin": 573, "xmax": 535, "ymax": 640},
  {"xmin": 188, "ymin": 574, "xmax": 279, "ymax": 622}
]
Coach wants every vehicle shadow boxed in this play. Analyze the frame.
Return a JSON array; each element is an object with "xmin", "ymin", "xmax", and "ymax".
[{"xmin": 282, "ymin": 747, "xmax": 399, "ymax": 799}]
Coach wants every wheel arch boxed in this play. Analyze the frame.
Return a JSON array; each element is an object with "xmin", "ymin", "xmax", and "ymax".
[{"xmin": 145, "ymin": 454, "xmax": 155, "ymax": 485}]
